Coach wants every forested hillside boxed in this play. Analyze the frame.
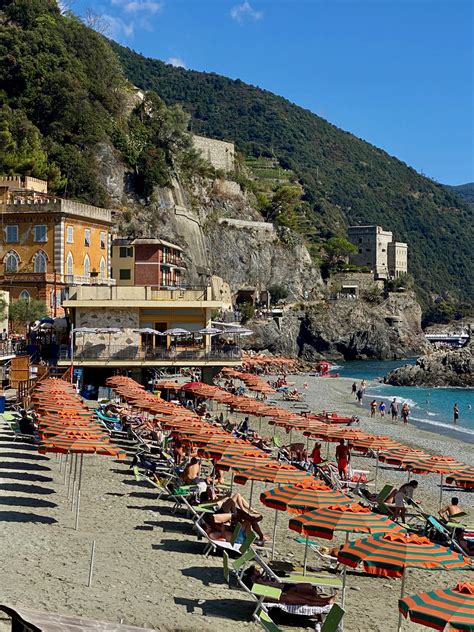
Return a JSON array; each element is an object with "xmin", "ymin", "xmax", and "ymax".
[
  {"xmin": 114, "ymin": 45, "xmax": 473, "ymax": 304},
  {"xmin": 447, "ymin": 183, "xmax": 474, "ymax": 208},
  {"xmin": 0, "ymin": 0, "xmax": 206, "ymax": 204}
]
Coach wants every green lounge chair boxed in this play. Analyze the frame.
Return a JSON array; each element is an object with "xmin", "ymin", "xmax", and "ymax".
[
  {"xmin": 321, "ymin": 603, "xmax": 345, "ymax": 631},
  {"xmin": 256, "ymin": 603, "xmax": 344, "ymax": 632},
  {"xmin": 257, "ymin": 610, "xmax": 282, "ymax": 632}
]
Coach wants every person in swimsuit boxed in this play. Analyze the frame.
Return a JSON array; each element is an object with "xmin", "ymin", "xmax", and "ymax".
[{"xmin": 335, "ymin": 439, "xmax": 350, "ymax": 480}]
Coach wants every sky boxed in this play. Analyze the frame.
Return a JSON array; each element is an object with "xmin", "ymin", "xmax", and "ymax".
[{"xmin": 68, "ymin": 0, "xmax": 473, "ymax": 185}]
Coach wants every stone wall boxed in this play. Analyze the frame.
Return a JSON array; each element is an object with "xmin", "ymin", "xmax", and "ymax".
[
  {"xmin": 75, "ymin": 307, "xmax": 140, "ymax": 359},
  {"xmin": 193, "ymin": 135, "xmax": 235, "ymax": 172}
]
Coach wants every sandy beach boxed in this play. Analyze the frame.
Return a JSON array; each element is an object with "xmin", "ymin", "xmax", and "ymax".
[{"xmin": 0, "ymin": 375, "xmax": 472, "ymax": 632}]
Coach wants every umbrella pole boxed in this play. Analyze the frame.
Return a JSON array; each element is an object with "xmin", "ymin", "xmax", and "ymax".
[
  {"xmin": 326, "ymin": 441, "xmax": 330, "ymax": 460},
  {"xmin": 407, "ymin": 471, "xmax": 411, "ymax": 483},
  {"xmin": 75, "ymin": 454, "xmax": 84, "ymax": 530},
  {"xmin": 249, "ymin": 479, "xmax": 254, "ymax": 508},
  {"xmin": 303, "ymin": 535, "xmax": 309, "ymax": 575},
  {"xmin": 289, "ymin": 429, "xmax": 292, "ymax": 446},
  {"xmin": 397, "ymin": 571, "xmax": 406, "ymax": 632},
  {"xmin": 63, "ymin": 453, "xmax": 69, "ymax": 484},
  {"xmin": 439, "ymin": 474, "xmax": 444, "ymax": 510},
  {"xmin": 67, "ymin": 453, "xmax": 74, "ymax": 499},
  {"xmin": 271, "ymin": 509, "xmax": 278, "ymax": 561},
  {"xmin": 230, "ymin": 471, "xmax": 234, "ymax": 494},
  {"xmin": 374, "ymin": 451, "xmax": 379, "ymax": 494},
  {"xmin": 71, "ymin": 453, "xmax": 79, "ymax": 510}
]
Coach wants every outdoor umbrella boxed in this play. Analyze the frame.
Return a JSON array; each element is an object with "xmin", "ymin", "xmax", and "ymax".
[
  {"xmin": 399, "ymin": 580, "xmax": 474, "ymax": 631},
  {"xmin": 289, "ymin": 503, "xmax": 402, "ymax": 541},
  {"xmin": 198, "ymin": 327, "xmax": 223, "ymax": 335},
  {"xmin": 162, "ymin": 328, "xmax": 191, "ymax": 336},
  {"xmin": 261, "ymin": 479, "xmax": 352, "ymax": 560},
  {"xmin": 235, "ymin": 461, "xmax": 311, "ymax": 508},
  {"xmin": 446, "ymin": 472, "xmax": 474, "ymax": 490},
  {"xmin": 338, "ymin": 531, "xmax": 471, "ymax": 631},
  {"xmin": 402, "ymin": 456, "xmax": 471, "ymax": 508}
]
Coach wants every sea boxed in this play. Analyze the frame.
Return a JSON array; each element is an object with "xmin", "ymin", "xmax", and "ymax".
[{"xmin": 332, "ymin": 359, "xmax": 474, "ymax": 445}]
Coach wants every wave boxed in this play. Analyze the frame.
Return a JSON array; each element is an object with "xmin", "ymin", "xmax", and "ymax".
[
  {"xmin": 427, "ymin": 412, "xmax": 437, "ymax": 417},
  {"xmin": 410, "ymin": 415, "xmax": 474, "ymax": 437}
]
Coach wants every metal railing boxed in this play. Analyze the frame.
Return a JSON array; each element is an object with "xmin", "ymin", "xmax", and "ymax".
[{"xmin": 61, "ymin": 344, "xmax": 242, "ymax": 362}]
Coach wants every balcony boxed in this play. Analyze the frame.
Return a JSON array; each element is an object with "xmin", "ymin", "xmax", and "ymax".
[
  {"xmin": 60, "ymin": 344, "xmax": 242, "ymax": 364},
  {"xmin": 64, "ymin": 275, "xmax": 116, "ymax": 287},
  {"xmin": 63, "ymin": 284, "xmax": 221, "ymax": 307}
]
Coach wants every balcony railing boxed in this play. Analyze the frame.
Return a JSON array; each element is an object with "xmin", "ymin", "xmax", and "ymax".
[
  {"xmin": 61, "ymin": 344, "xmax": 242, "ymax": 362},
  {"xmin": 64, "ymin": 275, "xmax": 116, "ymax": 286}
]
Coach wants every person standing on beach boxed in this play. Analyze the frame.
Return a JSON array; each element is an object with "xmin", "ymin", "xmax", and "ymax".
[
  {"xmin": 390, "ymin": 398, "xmax": 398, "ymax": 422},
  {"xmin": 453, "ymin": 403, "xmax": 459, "ymax": 424},
  {"xmin": 370, "ymin": 400, "xmax": 377, "ymax": 417},
  {"xmin": 356, "ymin": 388, "xmax": 364, "ymax": 406},
  {"xmin": 360, "ymin": 379, "xmax": 366, "ymax": 393},
  {"xmin": 311, "ymin": 442, "xmax": 322, "ymax": 473},
  {"xmin": 379, "ymin": 401, "xmax": 386, "ymax": 418},
  {"xmin": 401, "ymin": 402, "xmax": 410, "ymax": 424},
  {"xmin": 335, "ymin": 439, "xmax": 350, "ymax": 479},
  {"xmin": 351, "ymin": 382, "xmax": 357, "ymax": 398}
]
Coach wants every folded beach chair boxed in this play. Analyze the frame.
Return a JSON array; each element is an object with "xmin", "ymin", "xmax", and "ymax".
[{"xmin": 2, "ymin": 412, "xmax": 37, "ymax": 444}]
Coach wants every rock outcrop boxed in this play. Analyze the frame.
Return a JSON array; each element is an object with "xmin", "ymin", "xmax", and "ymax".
[
  {"xmin": 384, "ymin": 341, "xmax": 473, "ymax": 387},
  {"xmin": 243, "ymin": 292, "xmax": 426, "ymax": 361}
]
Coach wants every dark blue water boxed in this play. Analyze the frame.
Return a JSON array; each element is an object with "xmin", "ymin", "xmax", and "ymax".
[{"xmin": 332, "ymin": 359, "xmax": 474, "ymax": 444}]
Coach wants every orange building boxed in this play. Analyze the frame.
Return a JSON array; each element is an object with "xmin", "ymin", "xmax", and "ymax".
[{"xmin": 0, "ymin": 176, "xmax": 115, "ymax": 313}]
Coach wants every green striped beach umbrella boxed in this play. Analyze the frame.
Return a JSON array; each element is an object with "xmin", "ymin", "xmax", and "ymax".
[
  {"xmin": 399, "ymin": 580, "xmax": 474, "ymax": 631},
  {"xmin": 338, "ymin": 532, "xmax": 471, "ymax": 631}
]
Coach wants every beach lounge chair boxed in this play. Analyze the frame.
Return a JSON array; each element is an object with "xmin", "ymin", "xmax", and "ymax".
[
  {"xmin": 1, "ymin": 412, "xmax": 37, "ymax": 444},
  {"xmin": 357, "ymin": 483, "xmax": 394, "ymax": 508},
  {"xmin": 424, "ymin": 515, "xmax": 471, "ymax": 556},
  {"xmin": 293, "ymin": 536, "xmax": 339, "ymax": 571},
  {"xmin": 194, "ymin": 520, "xmax": 256, "ymax": 557}
]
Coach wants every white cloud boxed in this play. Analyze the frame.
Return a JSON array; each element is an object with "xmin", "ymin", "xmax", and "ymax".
[
  {"xmin": 230, "ymin": 1, "xmax": 263, "ymax": 23},
  {"xmin": 167, "ymin": 57, "xmax": 187, "ymax": 69},
  {"xmin": 111, "ymin": 0, "xmax": 162, "ymax": 14},
  {"xmin": 101, "ymin": 13, "xmax": 135, "ymax": 39}
]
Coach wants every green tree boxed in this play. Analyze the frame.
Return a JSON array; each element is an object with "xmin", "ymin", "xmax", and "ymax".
[
  {"xmin": 261, "ymin": 185, "xmax": 301, "ymax": 228},
  {"xmin": 268, "ymin": 284, "xmax": 289, "ymax": 304},
  {"xmin": 323, "ymin": 236, "xmax": 357, "ymax": 269},
  {"xmin": 9, "ymin": 299, "xmax": 47, "ymax": 327}
]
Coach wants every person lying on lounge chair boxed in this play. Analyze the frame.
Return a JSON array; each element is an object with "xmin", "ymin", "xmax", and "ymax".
[
  {"xmin": 439, "ymin": 497, "xmax": 464, "ymax": 521},
  {"xmin": 203, "ymin": 492, "xmax": 269, "ymax": 544},
  {"xmin": 242, "ymin": 566, "xmax": 337, "ymax": 606}
]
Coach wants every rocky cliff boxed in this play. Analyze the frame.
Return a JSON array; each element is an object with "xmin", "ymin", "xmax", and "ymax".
[
  {"xmin": 243, "ymin": 292, "xmax": 426, "ymax": 361},
  {"xmin": 98, "ymin": 141, "xmax": 319, "ymax": 295},
  {"xmin": 384, "ymin": 341, "xmax": 473, "ymax": 387}
]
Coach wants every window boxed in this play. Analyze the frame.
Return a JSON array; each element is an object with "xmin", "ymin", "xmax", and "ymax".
[
  {"xmin": 5, "ymin": 251, "xmax": 19, "ymax": 273},
  {"xmin": 34, "ymin": 250, "xmax": 47, "ymax": 273},
  {"xmin": 6, "ymin": 225, "xmax": 18, "ymax": 243},
  {"xmin": 99, "ymin": 257, "xmax": 106, "ymax": 281},
  {"xmin": 100, "ymin": 232, "xmax": 106, "ymax": 249},
  {"xmin": 119, "ymin": 268, "xmax": 131, "ymax": 280},
  {"xmin": 84, "ymin": 254, "xmax": 90, "ymax": 278},
  {"xmin": 84, "ymin": 229, "xmax": 91, "ymax": 247},
  {"xmin": 34, "ymin": 225, "xmax": 47, "ymax": 242},
  {"xmin": 66, "ymin": 252, "xmax": 74, "ymax": 276},
  {"xmin": 119, "ymin": 246, "xmax": 132, "ymax": 258},
  {"xmin": 358, "ymin": 248, "xmax": 362, "ymax": 254},
  {"xmin": 67, "ymin": 226, "xmax": 74, "ymax": 244},
  {"xmin": 19, "ymin": 290, "xmax": 30, "ymax": 302}
]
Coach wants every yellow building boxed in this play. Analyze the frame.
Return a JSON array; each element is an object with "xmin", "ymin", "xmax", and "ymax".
[
  {"xmin": 0, "ymin": 176, "xmax": 114, "ymax": 313},
  {"xmin": 59, "ymin": 284, "xmax": 242, "ymax": 382}
]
